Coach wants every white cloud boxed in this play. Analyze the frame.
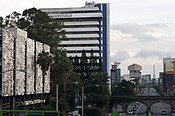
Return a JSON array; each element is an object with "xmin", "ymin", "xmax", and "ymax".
[
  {"xmin": 110, "ymin": 23, "xmax": 175, "ymax": 76},
  {"xmin": 111, "ymin": 50, "xmax": 130, "ymax": 62},
  {"xmin": 135, "ymin": 49, "xmax": 175, "ymax": 60}
]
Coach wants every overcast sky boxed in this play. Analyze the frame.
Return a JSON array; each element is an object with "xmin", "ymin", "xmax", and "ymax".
[{"xmin": 1, "ymin": 0, "xmax": 175, "ymax": 77}]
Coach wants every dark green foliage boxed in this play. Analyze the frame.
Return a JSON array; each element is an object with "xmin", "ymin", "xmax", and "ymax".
[
  {"xmin": 37, "ymin": 50, "xmax": 53, "ymax": 75},
  {"xmin": 17, "ymin": 8, "xmax": 65, "ymax": 47},
  {"xmin": 3, "ymin": 11, "xmax": 21, "ymax": 27},
  {"xmin": 49, "ymin": 49, "xmax": 82, "ymax": 113},
  {"xmin": 70, "ymin": 50, "xmax": 110, "ymax": 109},
  {"xmin": 0, "ymin": 17, "xmax": 3, "ymax": 27},
  {"xmin": 112, "ymin": 80, "xmax": 136, "ymax": 96},
  {"xmin": 3, "ymin": 8, "xmax": 64, "ymax": 48},
  {"xmin": 71, "ymin": 49, "xmax": 103, "ymax": 85},
  {"xmin": 84, "ymin": 108, "xmax": 105, "ymax": 116}
]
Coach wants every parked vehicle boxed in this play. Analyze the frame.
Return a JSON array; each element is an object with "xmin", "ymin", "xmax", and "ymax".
[{"xmin": 161, "ymin": 110, "xmax": 167, "ymax": 115}]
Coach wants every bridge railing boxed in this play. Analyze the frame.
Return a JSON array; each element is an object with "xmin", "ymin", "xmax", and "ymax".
[{"xmin": 0, "ymin": 110, "xmax": 60, "ymax": 116}]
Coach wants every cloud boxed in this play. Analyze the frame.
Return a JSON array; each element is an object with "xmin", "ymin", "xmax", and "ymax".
[
  {"xmin": 110, "ymin": 50, "xmax": 130, "ymax": 62},
  {"xmin": 110, "ymin": 23, "xmax": 168, "ymax": 42},
  {"xmin": 145, "ymin": 23, "xmax": 168, "ymax": 28},
  {"xmin": 135, "ymin": 49, "xmax": 175, "ymax": 59}
]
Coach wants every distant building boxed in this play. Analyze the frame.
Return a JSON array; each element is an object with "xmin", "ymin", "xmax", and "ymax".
[
  {"xmin": 128, "ymin": 64, "xmax": 142, "ymax": 84},
  {"xmin": 142, "ymin": 74, "xmax": 151, "ymax": 84},
  {"xmin": 122, "ymin": 74, "xmax": 130, "ymax": 81},
  {"xmin": 0, "ymin": 28, "xmax": 50, "ymax": 110},
  {"xmin": 158, "ymin": 72, "xmax": 164, "ymax": 94},
  {"xmin": 111, "ymin": 62, "xmax": 121, "ymax": 84},
  {"xmin": 41, "ymin": 2, "xmax": 110, "ymax": 76}
]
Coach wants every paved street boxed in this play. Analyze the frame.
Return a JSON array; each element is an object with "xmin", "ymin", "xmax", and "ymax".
[
  {"xmin": 151, "ymin": 102, "xmax": 171, "ymax": 114},
  {"xmin": 121, "ymin": 87, "xmax": 172, "ymax": 116},
  {"xmin": 110, "ymin": 87, "xmax": 173, "ymax": 116},
  {"xmin": 127, "ymin": 102, "xmax": 147, "ymax": 114}
]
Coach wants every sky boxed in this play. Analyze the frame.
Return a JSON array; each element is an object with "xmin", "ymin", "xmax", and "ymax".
[{"xmin": 1, "ymin": 0, "xmax": 175, "ymax": 77}]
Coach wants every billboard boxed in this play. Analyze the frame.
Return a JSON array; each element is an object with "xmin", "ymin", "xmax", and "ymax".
[{"xmin": 163, "ymin": 58, "xmax": 175, "ymax": 74}]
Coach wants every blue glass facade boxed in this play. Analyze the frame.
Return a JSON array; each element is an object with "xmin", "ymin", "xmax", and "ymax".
[{"xmin": 96, "ymin": 3, "xmax": 110, "ymax": 76}]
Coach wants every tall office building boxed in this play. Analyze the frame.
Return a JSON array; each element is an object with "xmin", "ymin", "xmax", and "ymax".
[{"xmin": 41, "ymin": 2, "xmax": 110, "ymax": 75}]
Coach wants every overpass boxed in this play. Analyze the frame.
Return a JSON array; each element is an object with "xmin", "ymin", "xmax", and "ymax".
[{"xmin": 110, "ymin": 96, "xmax": 175, "ymax": 113}]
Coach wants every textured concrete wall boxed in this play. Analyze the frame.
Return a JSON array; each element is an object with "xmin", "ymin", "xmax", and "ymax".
[
  {"xmin": 26, "ymin": 38, "xmax": 35, "ymax": 95},
  {"xmin": 1, "ymin": 28, "xmax": 51, "ymax": 96},
  {"xmin": 2, "ymin": 29, "xmax": 14, "ymax": 96},
  {"xmin": 35, "ymin": 42, "xmax": 43, "ymax": 94},
  {"xmin": 43, "ymin": 44, "xmax": 50, "ymax": 93},
  {"xmin": 15, "ymin": 29, "xmax": 27, "ymax": 95}
]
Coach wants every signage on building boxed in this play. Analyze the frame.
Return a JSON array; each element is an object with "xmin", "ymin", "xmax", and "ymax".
[
  {"xmin": 50, "ymin": 13, "xmax": 72, "ymax": 18},
  {"xmin": 166, "ymin": 65, "xmax": 174, "ymax": 74},
  {"xmin": 163, "ymin": 58, "xmax": 175, "ymax": 74}
]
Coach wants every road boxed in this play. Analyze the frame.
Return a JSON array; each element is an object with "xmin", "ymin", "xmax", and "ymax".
[
  {"xmin": 151, "ymin": 102, "xmax": 171, "ymax": 115},
  {"xmin": 123, "ymin": 87, "xmax": 172, "ymax": 116},
  {"xmin": 110, "ymin": 87, "xmax": 173, "ymax": 116}
]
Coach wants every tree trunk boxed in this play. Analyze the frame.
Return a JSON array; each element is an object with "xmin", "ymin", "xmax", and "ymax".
[{"xmin": 42, "ymin": 71, "xmax": 45, "ymax": 107}]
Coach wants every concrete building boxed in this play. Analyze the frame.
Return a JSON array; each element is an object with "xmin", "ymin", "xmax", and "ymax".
[
  {"xmin": 0, "ymin": 28, "xmax": 50, "ymax": 110},
  {"xmin": 142, "ymin": 74, "xmax": 151, "ymax": 85},
  {"xmin": 111, "ymin": 62, "xmax": 121, "ymax": 84},
  {"xmin": 40, "ymin": 2, "xmax": 110, "ymax": 75},
  {"xmin": 122, "ymin": 74, "xmax": 130, "ymax": 81},
  {"xmin": 128, "ymin": 64, "xmax": 142, "ymax": 84}
]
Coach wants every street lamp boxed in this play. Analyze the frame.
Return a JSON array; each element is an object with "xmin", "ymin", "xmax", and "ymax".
[
  {"xmin": 56, "ymin": 82, "xmax": 78, "ymax": 111},
  {"xmin": 81, "ymin": 84, "xmax": 100, "ymax": 116}
]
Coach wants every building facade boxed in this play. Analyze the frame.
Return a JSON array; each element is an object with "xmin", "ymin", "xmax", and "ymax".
[
  {"xmin": 111, "ymin": 62, "xmax": 121, "ymax": 84},
  {"xmin": 163, "ymin": 58, "xmax": 175, "ymax": 96},
  {"xmin": 40, "ymin": 2, "xmax": 110, "ymax": 75},
  {"xmin": 0, "ymin": 28, "xmax": 50, "ymax": 110},
  {"xmin": 128, "ymin": 64, "xmax": 142, "ymax": 84},
  {"xmin": 142, "ymin": 74, "xmax": 151, "ymax": 85},
  {"xmin": 122, "ymin": 74, "xmax": 130, "ymax": 81}
]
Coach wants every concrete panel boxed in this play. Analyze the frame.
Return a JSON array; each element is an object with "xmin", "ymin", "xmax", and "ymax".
[
  {"xmin": 15, "ymin": 29, "xmax": 27, "ymax": 95},
  {"xmin": 2, "ymin": 29, "xmax": 14, "ymax": 96},
  {"xmin": 43, "ymin": 44, "xmax": 50, "ymax": 93},
  {"xmin": 26, "ymin": 38, "xmax": 35, "ymax": 94},
  {"xmin": 35, "ymin": 42, "xmax": 43, "ymax": 94}
]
